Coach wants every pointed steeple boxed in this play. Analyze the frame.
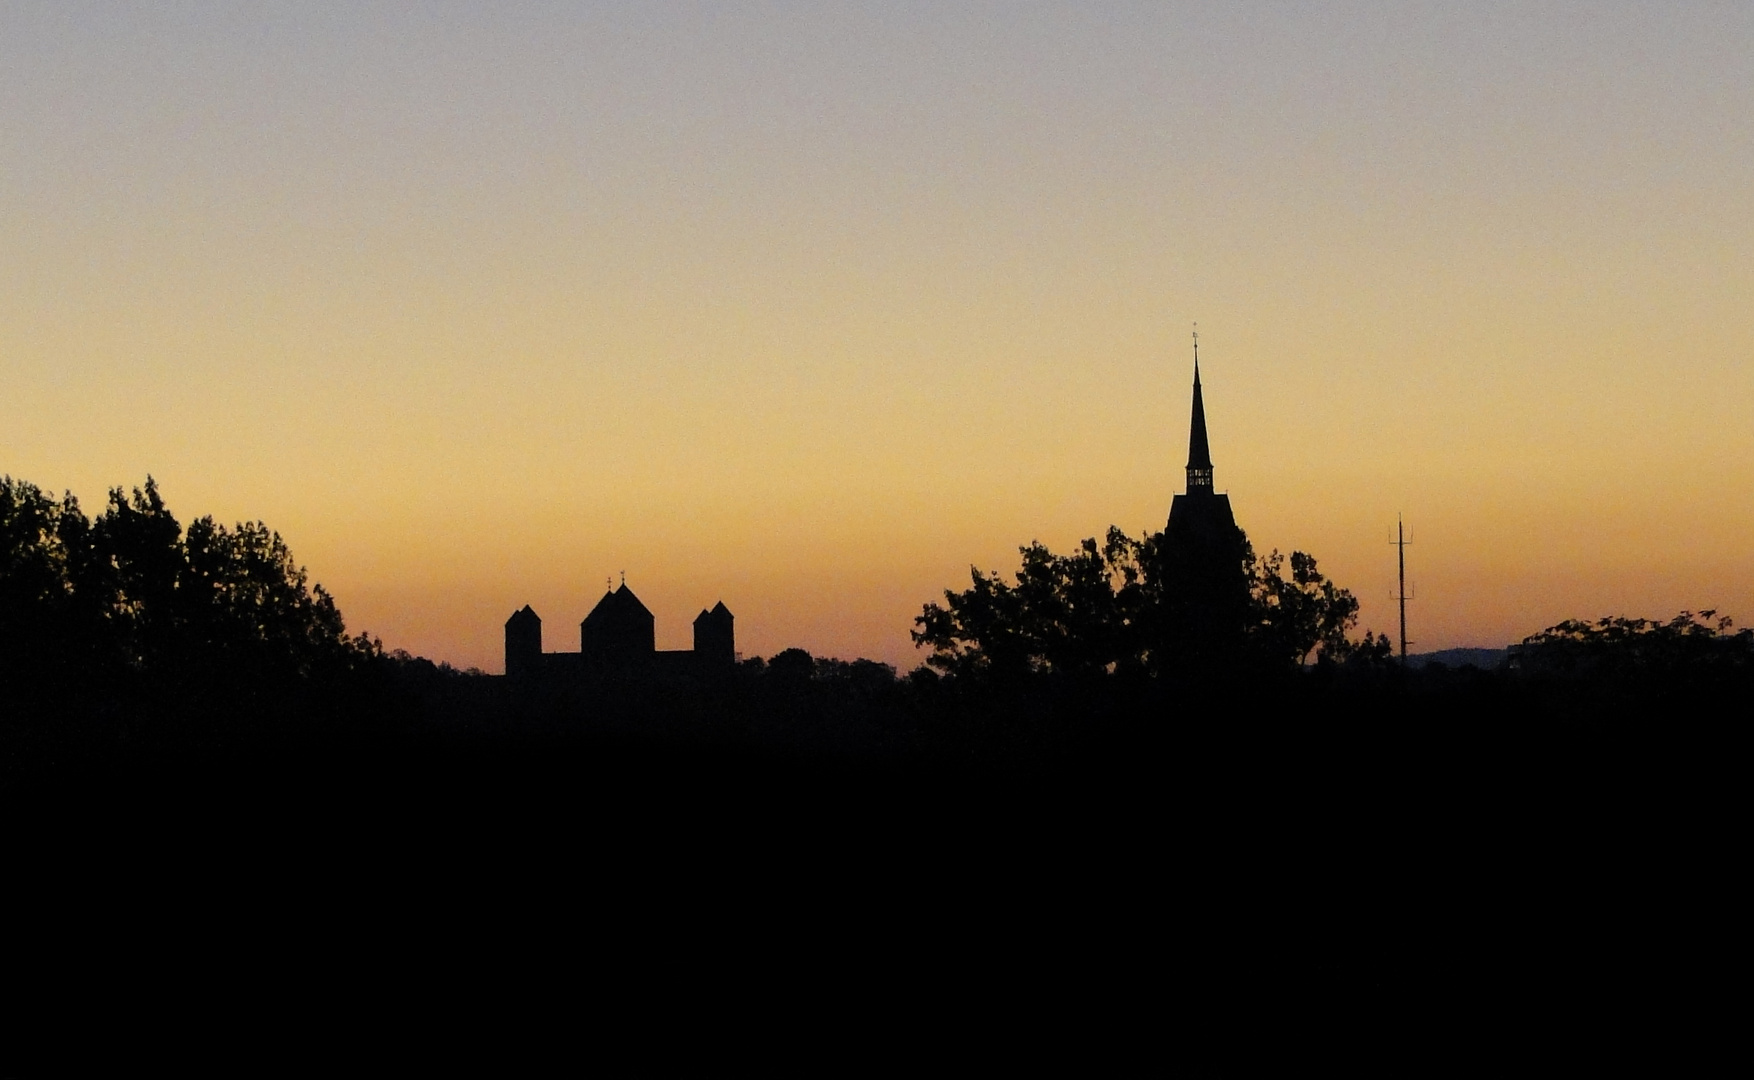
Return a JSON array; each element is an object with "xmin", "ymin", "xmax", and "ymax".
[
  {"xmin": 1185, "ymin": 332, "xmax": 1214, "ymax": 492},
  {"xmin": 1166, "ymin": 326, "xmax": 1237, "ymax": 536}
]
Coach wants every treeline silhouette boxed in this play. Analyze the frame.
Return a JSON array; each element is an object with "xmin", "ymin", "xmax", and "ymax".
[
  {"xmin": 5, "ymin": 476, "xmax": 1737, "ymax": 1067},
  {"xmin": 0, "ymin": 476, "xmax": 388, "ymax": 766},
  {"xmin": 5, "ymin": 474, "xmax": 1749, "ymax": 776}
]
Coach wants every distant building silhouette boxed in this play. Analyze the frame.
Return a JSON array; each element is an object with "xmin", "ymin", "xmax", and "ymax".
[
  {"xmin": 580, "ymin": 583, "xmax": 656, "ymax": 666},
  {"xmin": 504, "ymin": 582, "xmax": 735, "ymax": 679},
  {"xmin": 694, "ymin": 601, "xmax": 735, "ymax": 668},
  {"xmin": 504, "ymin": 605, "xmax": 543, "ymax": 678},
  {"xmin": 1161, "ymin": 350, "xmax": 1251, "ymax": 670},
  {"xmin": 1166, "ymin": 355, "xmax": 1239, "ymax": 544}
]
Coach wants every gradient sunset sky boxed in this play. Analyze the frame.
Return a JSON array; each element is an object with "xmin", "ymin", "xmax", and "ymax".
[{"xmin": 4, "ymin": 3, "xmax": 1750, "ymax": 670}]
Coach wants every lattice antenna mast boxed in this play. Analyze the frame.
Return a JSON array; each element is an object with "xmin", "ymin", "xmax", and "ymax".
[{"xmin": 1392, "ymin": 515, "xmax": 1415, "ymax": 663}]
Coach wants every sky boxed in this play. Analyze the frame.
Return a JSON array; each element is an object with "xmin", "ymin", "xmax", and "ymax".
[{"xmin": 3, "ymin": 2, "xmax": 1750, "ymax": 670}]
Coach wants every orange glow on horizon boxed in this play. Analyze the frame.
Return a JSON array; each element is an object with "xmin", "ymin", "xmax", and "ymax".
[{"xmin": 4, "ymin": 8, "xmax": 1749, "ymax": 670}]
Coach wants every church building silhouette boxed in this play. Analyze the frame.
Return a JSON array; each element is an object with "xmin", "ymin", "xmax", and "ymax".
[
  {"xmin": 504, "ymin": 582, "xmax": 734, "ymax": 678},
  {"xmin": 1157, "ymin": 335, "xmax": 1252, "ymax": 670},
  {"xmin": 502, "ymin": 335, "xmax": 1224, "ymax": 679}
]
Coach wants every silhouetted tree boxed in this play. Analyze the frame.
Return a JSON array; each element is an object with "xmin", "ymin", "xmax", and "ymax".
[
  {"xmin": 914, "ymin": 524, "xmax": 1369, "ymax": 682},
  {"xmin": 767, "ymin": 648, "xmax": 817, "ymax": 684},
  {"xmin": 1246, "ymin": 549, "xmax": 1361, "ymax": 669},
  {"xmin": 1511, "ymin": 611, "xmax": 1753, "ymax": 682},
  {"xmin": 913, "ymin": 529, "xmax": 1140, "ymax": 680},
  {"xmin": 813, "ymin": 656, "xmax": 900, "ymax": 700},
  {"xmin": 0, "ymin": 475, "xmax": 380, "ymax": 722},
  {"xmin": 0, "ymin": 478, "xmax": 89, "ymax": 693},
  {"xmin": 1347, "ymin": 631, "xmax": 1396, "ymax": 670}
]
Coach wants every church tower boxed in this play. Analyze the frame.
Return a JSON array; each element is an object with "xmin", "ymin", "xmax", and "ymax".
[
  {"xmin": 580, "ymin": 581, "xmax": 657, "ymax": 668},
  {"xmin": 1166, "ymin": 338, "xmax": 1238, "ymax": 542},
  {"xmin": 504, "ymin": 605, "xmax": 542, "ymax": 678},
  {"xmin": 693, "ymin": 601, "xmax": 736, "ymax": 668},
  {"xmin": 1160, "ymin": 334, "xmax": 1250, "ymax": 672}
]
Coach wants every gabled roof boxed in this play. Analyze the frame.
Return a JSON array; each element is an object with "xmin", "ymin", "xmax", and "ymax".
[
  {"xmin": 582, "ymin": 583, "xmax": 653, "ymax": 627},
  {"xmin": 694, "ymin": 600, "xmax": 733, "ymax": 625},
  {"xmin": 505, "ymin": 604, "xmax": 541, "ymax": 627}
]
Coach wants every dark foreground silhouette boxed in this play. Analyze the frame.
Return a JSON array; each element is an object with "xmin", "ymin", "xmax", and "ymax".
[{"xmin": 2, "ymin": 473, "xmax": 1740, "ymax": 1069}]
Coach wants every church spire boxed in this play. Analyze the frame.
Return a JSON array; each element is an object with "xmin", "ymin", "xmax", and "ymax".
[{"xmin": 1186, "ymin": 329, "xmax": 1214, "ymax": 492}]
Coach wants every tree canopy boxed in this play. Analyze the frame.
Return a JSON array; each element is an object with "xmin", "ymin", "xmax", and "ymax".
[
  {"xmin": 1511, "ymin": 610, "xmax": 1752, "ymax": 680},
  {"xmin": 912, "ymin": 523, "xmax": 1379, "ymax": 682},
  {"xmin": 1, "ymin": 475, "xmax": 379, "ymax": 717}
]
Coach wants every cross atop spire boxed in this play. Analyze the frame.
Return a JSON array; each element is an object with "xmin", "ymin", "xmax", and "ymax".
[{"xmin": 1186, "ymin": 328, "xmax": 1214, "ymax": 492}]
